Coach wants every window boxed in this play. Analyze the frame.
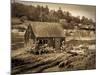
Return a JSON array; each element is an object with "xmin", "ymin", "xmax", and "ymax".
[
  {"xmin": 45, "ymin": 40, "xmax": 48, "ymax": 44},
  {"xmin": 39, "ymin": 40, "xmax": 42, "ymax": 44},
  {"xmin": 43, "ymin": 40, "xmax": 48, "ymax": 44},
  {"xmin": 38, "ymin": 39, "xmax": 48, "ymax": 44}
]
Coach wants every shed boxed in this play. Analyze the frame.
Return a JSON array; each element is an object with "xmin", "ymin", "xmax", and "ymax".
[{"xmin": 24, "ymin": 22, "xmax": 65, "ymax": 50}]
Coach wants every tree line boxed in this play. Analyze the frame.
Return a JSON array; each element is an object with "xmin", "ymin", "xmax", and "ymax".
[{"xmin": 11, "ymin": 3, "xmax": 95, "ymax": 28}]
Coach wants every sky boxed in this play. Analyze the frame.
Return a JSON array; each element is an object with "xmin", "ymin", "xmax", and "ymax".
[{"xmin": 12, "ymin": 0, "xmax": 96, "ymax": 22}]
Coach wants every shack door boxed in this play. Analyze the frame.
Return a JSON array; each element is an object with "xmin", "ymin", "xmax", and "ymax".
[{"xmin": 55, "ymin": 38, "xmax": 60, "ymax": 50}]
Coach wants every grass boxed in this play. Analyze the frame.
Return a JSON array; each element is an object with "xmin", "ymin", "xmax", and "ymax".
[
  {"xmin": 11, "ymin": 48, "xmax": 96, "ymax": 74},
  {"xmin": 11, "ymin": 53, "xmax": 66, "ymax": 74}
]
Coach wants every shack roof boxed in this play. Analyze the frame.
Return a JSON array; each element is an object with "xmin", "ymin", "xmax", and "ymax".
[{"xmin": 30, "ymin": 22, "xmax": 65, "ymax": 37}]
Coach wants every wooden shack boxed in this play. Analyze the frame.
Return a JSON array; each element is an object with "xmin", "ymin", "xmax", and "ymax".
[{"xmin": 24, "ymin": 22, "xmax": 65, "ymax": 50}]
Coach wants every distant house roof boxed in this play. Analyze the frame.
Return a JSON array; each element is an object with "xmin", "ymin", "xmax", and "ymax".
[
  {"xmin": 12, "ymin": 24, "xmax": 27, "ymax": 29},
  {"xmin": 79, "ymin": 24, "xmax": 95, "ymax": 31},
  {"xmin": 30, "ymin": 22, "xmax": 65, "ymax": 37},
  {"xmin": 12, "ymin": 18, "xmax": 22, "ymax": 25}
]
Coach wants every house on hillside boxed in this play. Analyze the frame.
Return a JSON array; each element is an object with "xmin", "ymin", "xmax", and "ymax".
[
  {"xmin": 24, "ymin": 22, "xmax": 65, "ymax": 50},
  {"xmin": 11, "ymin": 18, "xmax": 23, "ymax": 25},
  {"xmin": 79, "ymin": 24, "xmax": 95, "ymax": 31},
  {"xmin": 12, "ymin": 25, "xmax": 27, "ymax": 32}
]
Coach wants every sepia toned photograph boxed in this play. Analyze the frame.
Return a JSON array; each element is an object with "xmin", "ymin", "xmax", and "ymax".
[{"xmin": 11, "ymin": 0, "xmax": 96, "ymax": 74}]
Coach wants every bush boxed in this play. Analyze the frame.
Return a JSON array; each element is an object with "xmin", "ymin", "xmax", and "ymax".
[{"xmin": 30, "ymin": 44, "xmax": 55, "ymax": 55}]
